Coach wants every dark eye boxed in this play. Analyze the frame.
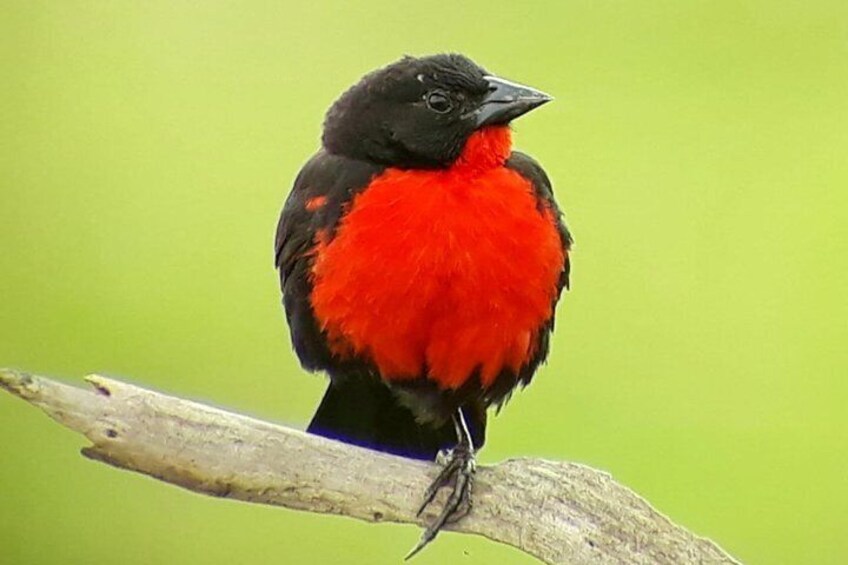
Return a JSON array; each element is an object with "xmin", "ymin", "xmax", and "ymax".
[{"xmin": 425, "ymin": 90, "xmax": 453, "ymax": 114}]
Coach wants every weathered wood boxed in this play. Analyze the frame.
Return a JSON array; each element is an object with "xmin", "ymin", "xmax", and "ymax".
[{"xmin": 0, "ymin": 368, "xmax": 739, "ymax": 564}]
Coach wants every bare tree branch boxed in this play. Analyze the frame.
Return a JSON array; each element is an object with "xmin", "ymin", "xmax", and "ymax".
[{"xmin": 0, "ymin": 368, "xmax": 738, "ymax": 564}]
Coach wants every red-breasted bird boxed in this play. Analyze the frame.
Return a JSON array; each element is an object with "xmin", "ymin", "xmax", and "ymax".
[{"xmin": 275, "ymin": 53, "xmax": 571, "ymax": 556}]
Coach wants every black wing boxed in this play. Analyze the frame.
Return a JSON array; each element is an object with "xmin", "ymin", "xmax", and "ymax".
[
  {"xmin": 506, "ymin": 151, "xmax": 572, "ymax": 292},
  {"xmin": 275, "ymin": 150, "xmax": 385, "ymax": 372},
  {"xmin": 482, "ymin": 150, "xmax": 572, "ymax": 400}
]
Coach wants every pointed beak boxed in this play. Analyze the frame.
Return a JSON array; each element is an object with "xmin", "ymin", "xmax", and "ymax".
[{"xmin": 471, "ymin": 75, "xmax": 553, "ymax": 128}]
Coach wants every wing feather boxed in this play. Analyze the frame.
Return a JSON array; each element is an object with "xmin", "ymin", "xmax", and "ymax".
[{"xmin": 274, "ymin": 150, "xmax": 384, "ymax": 371}]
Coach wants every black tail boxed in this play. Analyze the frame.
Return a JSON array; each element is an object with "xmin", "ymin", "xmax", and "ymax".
[{"xmin": 307, "ymin": 377, "xmax": 485, "ymax": 461}]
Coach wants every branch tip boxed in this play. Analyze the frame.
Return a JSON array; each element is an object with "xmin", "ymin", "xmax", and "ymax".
[{"xmin": 0, "ymin": 368, "xmax": 35, "ymax": 397}]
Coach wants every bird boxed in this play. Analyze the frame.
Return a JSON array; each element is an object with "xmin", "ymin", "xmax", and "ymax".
[{"xmin": 274, "ymin": 53, "xmax": 571, "ymax": 556}]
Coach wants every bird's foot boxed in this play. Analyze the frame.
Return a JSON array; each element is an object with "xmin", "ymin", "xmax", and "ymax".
[{"xmin": 405, "ymin": 445, "xmax": 476, "ymax": 560}]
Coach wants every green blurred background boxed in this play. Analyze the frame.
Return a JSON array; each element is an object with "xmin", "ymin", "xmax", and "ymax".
[{"xmin": 1, "ymin": 1, "xmax": 846, "ymax": 563}]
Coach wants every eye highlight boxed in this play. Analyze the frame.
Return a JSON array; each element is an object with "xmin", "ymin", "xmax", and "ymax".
[{"xmin": 425, "ymin": 90, "xmax": 453, "ymax": 114}]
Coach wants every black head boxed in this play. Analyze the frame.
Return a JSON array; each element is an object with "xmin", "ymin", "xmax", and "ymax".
[{"xmin": 322, "ymin": 54, "xmax": 551, "ymax": 168}]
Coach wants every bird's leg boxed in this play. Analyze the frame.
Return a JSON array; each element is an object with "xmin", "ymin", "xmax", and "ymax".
[{"xmin": 405, "ymin": 409, "xmax": 476, "ymax": 560}]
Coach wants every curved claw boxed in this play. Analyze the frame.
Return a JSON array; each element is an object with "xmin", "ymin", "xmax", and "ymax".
[
  {"xmin": 416, "ymin": 449, "xmax": 464, "ymax": 517},
  {"xmin": 406, "ymin": 446, "xmax": 476, "ymax": 560}
]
